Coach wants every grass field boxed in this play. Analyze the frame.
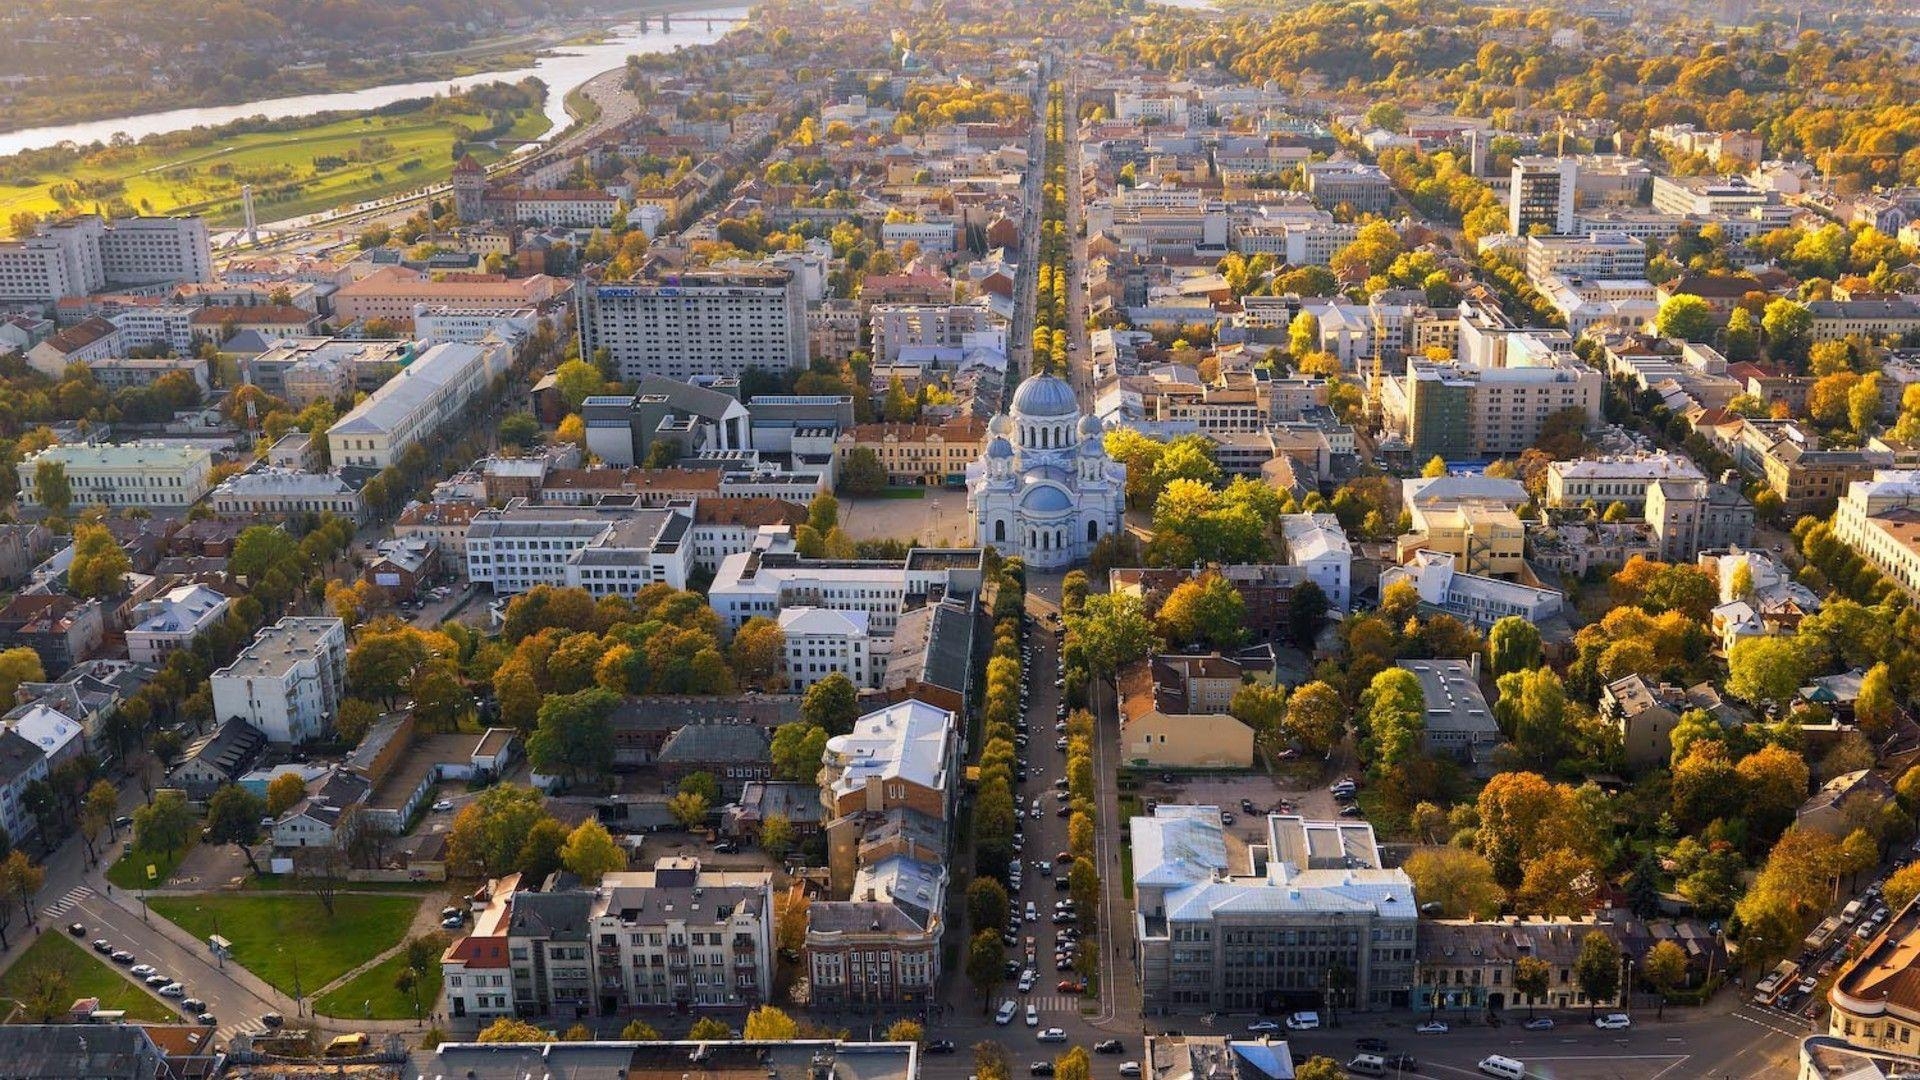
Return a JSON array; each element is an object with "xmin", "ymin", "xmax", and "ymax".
[
  {"xmin": 314, "ymin": 948, "xmax": 438, "ymax": 1021},
  {"xmin": 0, "ymin": 104, "xmax": 550, "ymax": 227},
  {"xmin": 0, "ymin": 931, "xmax": 176, "ymax": 1023},
  {"xmin": 148, "ymin": 893, "xmax": 421, "ymax": 996},
  {"xmin": 107, "ymin": 839, "xmax": 193, "ymax": 891}
]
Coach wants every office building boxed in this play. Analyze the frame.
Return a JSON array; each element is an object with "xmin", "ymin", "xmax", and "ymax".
[
  {"xmin": 1834, "ymin": 470, "xmax": 1920, "ymax": 599},
  {"xmin": 332, "ymin": 265, "xmax": 566, "ymax": 325},
  {"xmin": 207, "ymin": 467, "xmax": 364, "ymax": 522},
  {"xmin": 1117, "ymin": 654, "xmax": 1256, "ymax": 769},
  {"xmin": 125, "ymin": 584, "xmax": 231, "ymax": 665},
  {"xmin": 581, "ymin": 378, "xmax": 752, "ymax": 467},
  {"xmin": 1379, "ymin": 550, "xmax": 1564, "ymax": 630},
  {"xmin": 1650, "ymin": 174, "xmax": 1769, "ymax": 217},
  {"xmin": 1523, "ymin": 232, "xmax": 1647, "ymax": 285},
  {"xmin": 1303, "ymin": 161, "xmax": 1393, "ymax": 214},
  {"xmin": 708, "ymin": 528, "xmax": 981, "ymax": 636},
  {"xmin": 1398, "ymin": 657, "xmax": 1502, "ymax": 764},
  {"xmin": 582, "ymin": 271, "xmax": 808, "ymax": 382},
  {"xmin": 1131, "ymin": 807, "xmax": 1416, "ymax": 1013},
  {"xmin": 209, "ymin": 617, "xmax": 348, "ymax": 743},
  {"xmin": 1509, "ymin": 157, "xmax": 1577, "ymax": 235},
  {"xmin": 15, "ymin": 442, "xmax": 213, "ymax": 510},
  {"xmin": 1398, "ymin": 355, "xmax": 1603, "ymax": 461},
  {"xmin": 778, "ymin": 607, "xmax": 874, "ymax": 691},
  {"xmin": 465, "ymin": 499, "xmax": 695, "ymax": 596},
  {"xmin": 1545, "ymin": 454, "xmax": 1706, "ymax": 511}
]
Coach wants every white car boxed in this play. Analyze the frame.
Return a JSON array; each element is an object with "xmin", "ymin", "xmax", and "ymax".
[
  {"xmin": 1037, "ymin": 1028, "xmax": 1068, "ymax": 1043},
  {"xmin": 158, "ymin": 983, "xmax": 186, "ymax": 997},
  {"xmin": 1595, "ymin": 1013, "xmax": 1632, "ymax": 1030},
  {"xmin": 1246, "ymin": 1020, "xmax": 1280, "ymax": 1033},
  {"xmin": 996, "ymin": 1000, "xmax": 1019, "ymax": 1026},
  {"xmin": 1026, "ymin": 1004, "xmax": 1040, "ymax": 1027},
  {"xmin": 1118, "ymin": 1065, "xmax": 1141, "ymax": 1078},
  {"xmin": 1019, "ymin": 970, "xmax": 1037, "ymax": 993},
  {"xmin": 1284, "ymin": 1012, "xmax": 1320, "ymax": 1031},
  {"xmin": 432, "ymin": 799, "xmax": 454, "ymax": 812},
  {"xmin": 129, "ymin": 964, "xmax": 156, "ymax": 978},
  {"xmin": 1415, "ymin": 1021, "xmax": 1450, "ymax": 1034},
  {"xmin": 1025, "ymin": 902, "xmax": 1038, "ymax": 922}
]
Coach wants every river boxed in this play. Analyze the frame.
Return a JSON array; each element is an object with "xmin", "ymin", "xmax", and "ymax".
[{"xmin": 0, "ymin": 6, "xmax": 751, "ymax": 160}]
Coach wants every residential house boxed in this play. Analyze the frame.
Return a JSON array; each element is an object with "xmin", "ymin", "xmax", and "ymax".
[{"xmin": 1116, "ymin": 655, "xmax": 1256, "ymax": 770}]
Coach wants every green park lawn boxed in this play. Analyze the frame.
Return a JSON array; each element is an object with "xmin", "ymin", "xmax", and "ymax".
[
  {"xmin": 106, "ymin": 839, "xmax": 191, "ymax": 892},
  {"xmin": 0, "ymin": 104, "xmax": 550, "ymax": 227},
  {"xmin": 314, "ymin": 948, "xmax": 439, "ymax": 1021},
  {"xmin": 0, "ymin": 931, "xmax": 175, "ymax": 1022},
  {"xmin": 147, "ymin": 893, "xmax": 420, "ymax": 997}
]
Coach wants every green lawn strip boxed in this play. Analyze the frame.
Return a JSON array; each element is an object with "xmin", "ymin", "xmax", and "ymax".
[
  {"xmin": 107, "ymin": 842, "xmax": 189, "ymax": 891},
  {"xmin": 1119, "ymin": 845, "xmax": 1133, "ymax": 899},
  {"xmin": 0, "ymin": 931, "xmax": 177, "ymax": 1022},
  {"xmin": 147, "ymin": 893, "xmax": 420, "ymax": 996},
  {"xmin": 314, "ymin": 948, "xmax": 437, "ymax": 1021},
  {"xmin": 244, "ymin": 875, "xmax": 431, "ymax": 895},
  {"xmin": 878, "ymin": 488, "xmax": 927, "ymax": 499}
]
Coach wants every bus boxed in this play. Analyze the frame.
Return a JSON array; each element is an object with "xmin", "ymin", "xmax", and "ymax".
[{"xmin": 1753, "ymin": 960, "xmax": 1800, "ymax": 1005}]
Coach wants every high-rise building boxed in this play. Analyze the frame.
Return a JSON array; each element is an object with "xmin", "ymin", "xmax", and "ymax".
[
  {"xmin": 1509, "ymin": 156, "xmax": 1578, "ymax": 236},
  {"xmin": 0, "ymin": 215, "xmax": 211, "ymax": 304},
  {"xmin": 582, "ymin": 270, "xmax": 808, "ymax": 382}
]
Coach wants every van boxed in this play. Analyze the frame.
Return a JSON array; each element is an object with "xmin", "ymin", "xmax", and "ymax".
[
  {"xmin": 1843, "ymin": 899, "xmax": 1865, "ymax": 923},
  {"xmin": 325, "ymin": 1033, "xmax": 371, "ymax": 1058},
  {"xmin": 1477, "ymin": 1055, "xmax": 1526, "ymax": 1080},
  {"xmin": 995, "ymin": 999, "xmax": 1018, "ymax": 1025},
  {"xmin": 1346, "ymin": 1054, "xmax": 1387, "ymax": 1076}
]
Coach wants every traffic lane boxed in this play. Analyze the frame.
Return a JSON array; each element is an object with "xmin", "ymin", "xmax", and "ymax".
[
  {"xmin": 74, "ymin": 894, "xmax": 280, "ymax": 1027},
  {"xmin": 1281, "ymin": 1018, "xmax": 1790, "ymax": 1079}
]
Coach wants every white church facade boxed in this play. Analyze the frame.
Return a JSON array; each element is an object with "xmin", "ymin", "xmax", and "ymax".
[{"xmin": 967, "ymin": 372, "xmax": 1125, "ymax": 570}]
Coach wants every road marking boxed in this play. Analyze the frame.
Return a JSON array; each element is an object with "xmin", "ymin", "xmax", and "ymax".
[
  {"xmin": 1731, "ymin": 1008, "xmax": 1807, "ymax": 1040},
  {"xmin": 41, "ymin": 884, "xmax": 93, "ymax": 921}
]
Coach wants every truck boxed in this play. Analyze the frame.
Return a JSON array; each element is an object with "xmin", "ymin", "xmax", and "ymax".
[{"xmin": 1753, "ymin": 960, "xmax": 1801, "ymax": 1005}]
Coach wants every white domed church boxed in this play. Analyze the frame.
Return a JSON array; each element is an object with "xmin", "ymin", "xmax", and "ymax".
[{"xmin": 966, "ymin": 372, "xmax": 1125, "ymax": 570}]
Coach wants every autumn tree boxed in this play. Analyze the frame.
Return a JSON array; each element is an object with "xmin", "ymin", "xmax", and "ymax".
[
  {"xmin": 1574, "ymin": 931, "xmax": 1620, "ymax": 1017},
  {"xmin": 801, "ymin": 673, "xmax": 860, "ymax": 735},
  {"xmin": 560, "ymin": 818, "xmax": 626, "ymax": 883},
  {"xmin": 742, "ymin": 1005, "xmax": 798, "ymax": 1040},
  {"xmin": 729, "ymin": 617, "xmax": 787, "ymax": 692},
  {"xmin": 1402, "ymin": 846, "xmax": 1502, "ymax": 918},
  {"xmin": 1641, "ymin": 939, "xmax": 1689, "ymax": 1019}
]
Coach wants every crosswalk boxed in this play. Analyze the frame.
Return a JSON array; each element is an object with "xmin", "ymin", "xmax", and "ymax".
[
  {"xmin": 1019, "ymin": 994, "xmax": 1087, "ymax": 1013},
  {"xmin": 41, "ymin": 885, "xmax": 91, "ymax": 922},
  {"xmin": 213, "ymin": 1021, "xmax": 255, "ymax": 1046}
]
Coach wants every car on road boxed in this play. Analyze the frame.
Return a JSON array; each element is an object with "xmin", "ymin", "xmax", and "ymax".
[
  {"xmin": 1285, "ymin": 1012, "xmax": 1320, "ymax": 1031},
  {"xmin": 66, "ymin": 923, "xmax": 85, "ymax": 936},
  {"xmin": 91, "ymin": 939, "xmax": 111, "ymax": 954},
  {"xmin": 194, "ymin": 1013, "xmax": 216, "ymax": 1026},
  {"xmin": 261, "ymin": 1012, "xmax": 284, "ymax": 1029},
  {"xmin": 927, "ymin": 1041, "xmax": 956, "ymax": 1054},
  {"xmin": 114, "ymin": 815, "xmax": 133, "ymax": 829},
  {"xmin": 1522, "ymin": 1017, "xmax": 1554, "ymax": 1030},
  {"xmin": 432, "ymin": 800, "xmax": 454, "ymax": 811},
  {"xmin": 1247, "ymin": 1020, "xmax": 1280, "ymax": 1033},
  {"xmin": 1220, "ymin": 811, "xmax": 1234, "ymax": 825},
  {"xmin": 181, "ymin": 998, "xmax": 206, "ymax": 1013},
  {"xmin": 158, "ymin": 983, "xmax": 186, "ymax": 997},
  {"xmin": 130, "ymin": 965, "xmax": 156, "ymax": 978},
  {"xmin": 1058, "ymin": 980, "xmax": 1085, "ymax": 993},
  {"xmin": 996, "ymin": 1000, "xmax": 1019, "ymax": 1025},
  {"xmin": 1594, "ymin": 1013, "xmax": 1632, "ymax": 1030},
  {"xmin": 1019, "ymin": 970, "xmax": 1037, "ymax": 992},
  {"xmin": 1037, "ymin": 1028, "xmax": 1068, "ymax": 1043},
  {"xmin": 1094, "ymin": 1040, "xmax": 1124, "ymax": 1054},
  {"xmin": 1353, "ymin": 1038, "xmax": 1389, "ymax": 1053},
  {"xmin": 1030, "ymin": 1064, "xmax": 1055, "ymax": 1076},
  {"xmin": 145, "ymin": 974, "xmax": 172, "ymax": 987},
  {"xmin": 1025, "ymin": 1004, "xmax": 1040, "ymax": 1027},
  {"xmin": 1026, "ymin": 902, "xmax": 1038, "ymax": 922},
  {"xmin": 1384, "ymin": 1055, "xmax": 1419, "ymax": 1073},
  {"xmin": 1118, "ymin": 1065, "xmax": 1141, "ymax": 1078},
  {"xmin": 110, "ymin": 951, "xmax": 134, "ymax": 965},
  {"xmin": 1241, "ymin": 799, "xmax": 1257, "ymax": 814},
  {"xmin": 711, "ymin": 841, "xmax": 740, "ymax": 854},
  {"xmin": 1415, "ymin": 1021, "xmax": 1449, "ymax": 1034}
]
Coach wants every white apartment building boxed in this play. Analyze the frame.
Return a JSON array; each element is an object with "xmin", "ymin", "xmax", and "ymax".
[
  {"xmin": 582, "ymin": 271, "xmax": 807, "ymax": 382},
  {"xmin": 0, "ymin": 215, "xmax": 211, "ymax": 304},
  {"xmin": 1380, "ymin": 549, "xmax": 1564, "ymax": 628},
  {"xmin": 209, "ymin": 617, "xmax": 348, "ymax": 743},
  {"xmin": 208, "ymin": 467, "xmax": 365, "ymax": 522},
  {"xmin": 1833, "ymin": 470, "xmax": 1920, "ymax": 598},
  {"xmin": 880, "ymin": 220, "xmax": 959, "ymax": 254},
  {"xmin": 125, "ymin": 584, "xmax": 231, "ymax": 665},
  {"xmin": 1278, "ymin": 513, "xmax": 1352, "ymax": 612},
  {"xmin": 1523, "ymin": 232, "xmax": 1648, "ymax": 285},
  {"xmin": 1397, "ymin": 354, "xmax": 1604, "ymax": 461},
  {"xmin": 1650, "ymin": 174, "xmax": 1770, "ymax": 217},
  {"xmin": 465, "ymin": 499, "xmax": 695, "ymax": 596},
  {"xmin": 86, "ymin": 355, "xmax": 210, "ymax": 393},
  {"xmin": 109, "ymin": 306, "xmax": 199, "ymax": 354},
  {"xmin": 707, "ymin": 527, "xmax": 983, "ymax": 635},
  {"xmin": 326, "ymin": 338, "xmax": 511, "ymax": 470},
  {"xmin": 1545, "ymin": 453, "xmax": 1707, "ymax": 510},
  {"xmin": 1229, "ymin": 219, "xmax": 1357, "ymax": 265},
  {"xmin": 1510, "ymin": 156, "xmax": 1577, "ymax": 236},
  {"xmin": 16, "ymin": 442, "xmax": 213, "ymax": 510},
  {"xmin": 778, "ymin": 607, "xmax": 874, "ymax": 691},
  {"xmin": 585, "ymin": 859, "xmax": 776, "ymax": 1009}
]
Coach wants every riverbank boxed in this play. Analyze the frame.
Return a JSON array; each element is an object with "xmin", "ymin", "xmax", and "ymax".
[
  {"xmin": 0, "ymin": 0, "xmax": 746, "ymax": 139},
  {"xmin": 0, "ymin": 93, "xmax": 551, "ymax": 229}
]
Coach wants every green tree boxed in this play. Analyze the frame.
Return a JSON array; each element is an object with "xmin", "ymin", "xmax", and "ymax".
[
  {"xmin": 32, "ymin": 459, "xmax": 69, "ymax": 514},
  {"xmin": 1294, "ymin": 1059, "xmax": 1344, "ymax": 1080},
  {"xmin": 1641, "ymin": 939, "xmax": 1689, "ymax": 1019},
  {"xmin": 621, "ymin": 1020, "xmax": 662, "ymax": 1040},
  {"xmin": 1071, "ymin": 592, "xmax": 1159, "ymax": 679},
  {"xmin": 668, "ymin": 790, "xmax": 711, "ymax": 829},
  {"xmin": 477, "ymin": 1018, "xmax": 549, "ymax": 1043},
  {"xmin": 1655, "ymin": 294, "xmax": 1715, "ymax": 342},
  {"xmin": 132, "ymin": 789, "xmax": 194, "ymax": 856},
  {"xmin": 560, "ymin": 818, "xmax": 626, "ymax": 883},
  {"xmin": 801, "ymin": 673, "xmax": 860, "ymax": 735},
  {"xmin": 742, "ymin": 1005, "xmax": 798, "ymax": 1040},
  {"xmin": 1514, "ymin": 956, "xmax": 1551, "ymax": 1018},
  {"xmin": 1362, "ymin": 667, "xmax": 1425, "ymax": 772},
  {"xmin": 1727, "ymin": 635, "xmax": 1812, "ymax": 711},
  {"xmin": 498, "ymin": 413, "xmax": 539, "ymax": 450},
  {"xmin": 1762, "ymin": 298, "xmax": 1814, "ymax": 366},
  {"xmin": 447, "ymin": 784, "xmax": 551, "ymax": 878},
  {"xmin": 552, "ymin": 359, "xmax": 605, "ymax": 410},
  {"xmin": 0, "ymin": 648, "xmax": 44, "ymax": 704},
  {"xmin": 886, "ymin": 1019, "xmax": 926, "ymax": 1044},
  {"xmin": 1488, "ymin": 616, "xmax": 1543, "ymax": 677},
  {"xmin": 1574, "ymin": 930, "xmax": 1621, "ymax": 1017},
  {"xmin": 1285, "ymin": 680, "xmax": 1345, "ymax": 755},
  {"xmin": 967, "ymin": 876, "xmax": 1009, "ymax": 931},
  {"xmin": 967, "ymin": 928, "xmax": 1006, "ymax": 1000},
  {"xmin": 838, "ymin": 446, "xmax": 887, "ymax": 495},
  {"xmin": 1422, "ymin": 454, "xmax": 1449, "ymax": 478},
  {"xmin": 729, "ymin": 617, "xmax": 787, "ymax": 693},
  {"xmin": 203, "ymin": 784, "xmax": 267, "ymax": 874},
  {"xmin": 527, "ymin": 687, "xmax": 618, "ymax": 788},
  {"xmin": 759, "ymin": 813, "xmax": 795, "ymax": 860},
  {"xmin": 1402, "ymin": 846, "xmax": 1502, "ymax": 919},
  {"xmin": 1157, "ymin": 574, "xmax": 1248, "ymax": 650},
  {"xmin": 1055, "ymin": 1046, "xmax": 1090, "ymax": 1080},
  {"xmin": 770, "ymin": 721, "xmax": 828, "ymax": 782}
]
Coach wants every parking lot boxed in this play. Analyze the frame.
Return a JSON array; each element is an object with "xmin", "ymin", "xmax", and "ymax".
[{"xmin": 1132, "ymin": 766, "xmax": 1348, "ymax": 847}]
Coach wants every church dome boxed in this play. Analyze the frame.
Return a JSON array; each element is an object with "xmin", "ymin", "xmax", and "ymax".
[
  {"xmin": 987, "ymin": 435, "xmax": 1014, "ymax": 458},
  {"xmin": 1020, "ymin": 484, "xmax": 1075, "ymax": 513},
  {"xmin": 1011, "ymin": 373, "xmax": 1078, "ymax": 418},
  {"xmin": 987, "ymin": 412, "xmax": 1012, "ymax": 436},
  {"xmin": 1077, "ymin": 414, "xmax": 1103, "ymax": 439}
]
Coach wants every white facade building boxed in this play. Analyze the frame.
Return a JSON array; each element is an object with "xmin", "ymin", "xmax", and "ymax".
[
  {"xmin": 125, "ymin": 584, "xmax": 231, "ymax": 665},
  {"xmin": 411, "ymin": 304, "xmax": 541, "ymax": 346},
  {"xmin": 465, "ymin": 500, "xmax": 695, "ymax": 596},
  {"xmin": 966, "ymin": 373, "xmax": 1126, "ymax": 571},
  {"xmin": 209, "ymin": 617, "xmax": 347, "ymax": 744},
  {"xmin": 326, "ymin": 339, "xmax": 512, "ymax": 470},
  {"xmin": 778, "ymin": 607, "xmax": 874, "ymax": 691},
  {"xmin": 707, "ymin": 528, "xmax": 982, "ymax": 635},
  {"xmin": 582, "ymin": 271, "xmax": 807, "ymax": 382},
  {"xmin": 208, "ymin": 467, "xmax": 365, "ymax": 522},
  {"xmin": 0, "ymin": 215, "xmax": 211, "ymax": 304},
  {"xmin": 16, "ymin": 442, "xmax": 213, "ymax": 510},
  {"xmin": 1278, "ymin": 513, "xmax": 1352, "ymax": 612}
]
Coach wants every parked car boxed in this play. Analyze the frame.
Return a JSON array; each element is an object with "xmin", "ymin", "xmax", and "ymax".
[
  {"xmin": 66, "ymin": 923, "xmax": 85, "ymax": 937},
  {"xmin": 146, "ymin": 974, "xmax": 172, "ymax": 987},
  {"xmin": 194, "ymin": 1013, "xmax": 217, "ymax": 1026},
  {"xmin": 181, "ymin": 998, "xmax": 206, "ymax": 1013},
  {"xmin": 431, "ymin": 800, "xmax": 454, "ymax": 812},
  {"xmin": 90, "ymin": 939, "xmax": 111, "ymax": 954},
  {"xmin": 1037, "ymin": 1028, "xmax": 1068, "ymax": 1043},
  {"xmin": 927, "ymin": 1041, "xmax": 956, "ymax": 1054},
  {"xmin": 1595, "ymin": 1013, "xmax": 1632, "ymax": 1030},
  {"xmin": 260, "ymin": 1013, "xmax": 285, "ymax": 1029},
  {"xmin": 1247, "ymin": 1020, "xmax": 1281, "ymax": 1033},
  {"xmin": 1118, "ymin": 1065, "xmax": 1141, "ymax": 1078},
  {"xmin": 996, "ymin": 1000, "xmax": 1018, "ymax": 1026},
  {"xmin": 110, "ymin": 951, "xmax": 135, "ymax": 965},
  {"xmin": 1030, "ymin": 1064, "xmax": 1055, "ymax": 1077},
  {"xmin": 158, "ymin": 983, "xmax": 186, "ymax": 997},
  {"xmin": 1522, "ymin": 1017, "xmax": 1554, "ymax": 1031},
  {"xmin": 1095, "ymin": 1040, "xmax": 1124, "ymax": 1054},
  {"xmin": 1415, "ymin": 1021, "xmax": 1449, "ymax": 1034}
]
